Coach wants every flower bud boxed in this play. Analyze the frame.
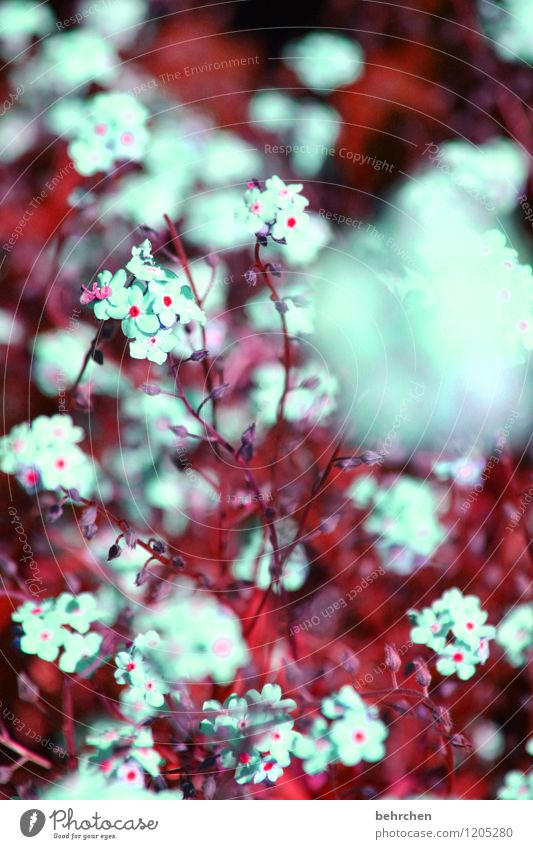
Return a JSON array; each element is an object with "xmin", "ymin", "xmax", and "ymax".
[
  {"xmin": 169, "ymin": 425, "xmax": 189, "ymax": 438},
  {"xmin": 385, "ymin": 643, "xmax": 401, "ymax": 673},
  {"xmin": 190, "ymin": 349, "xmax": 209, "ymax": 362},
  {"xmin": 413, "ymin": 658, "xmax": 432, "ymax": 689},
  {"xmin": 107, "ymin": 543, "xmax": 122, "ymax": 562},
  {"xmin": 141, "ymin": 383, "xmax": 161, "ymax": 396}
]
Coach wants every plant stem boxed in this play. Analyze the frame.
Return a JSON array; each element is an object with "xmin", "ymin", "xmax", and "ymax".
[
  {"xmin": 171, "ymin": 374, "xmax": 282, "ymax": 574},
  {"xmin": 163, "ymin": 214, "xmax": 218, "ymax": 427},
  {"xmin": 254, "ymin": 240, "xmax": 292, "ymax": 476},
  {"xmin": 281, "ymin": 434, "xmax": 344, "ymax": 568},
  {"xmin": 0, "ymin": 729, "xmax": 52, "ymax": 770}
]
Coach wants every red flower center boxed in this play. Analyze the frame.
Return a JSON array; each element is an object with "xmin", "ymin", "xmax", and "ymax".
[
  {"xmin": 453, "ymin": 652, "xmax": 464, "ymax": 663},
  {"xmin": 55, "ymin": 458, "xmax": 66, "ymax": 469},
  {"xmin": 163, "ymin": 295, "xmax": 172, "ymax": 307},
  {"xmin": 126, "ymin": 661, "xmax": 136, "ymax": 671},
  {"xmin": 287, "ymin": 217, "xmax": 297, "ymax": 228},
  {"xmin": 126, "ymin": 769, "xmax": 137, "ymax": 782},
  {"xmin": 465, "ymin": 621, "xmax": 474, "ymax": 630},
  {"xmin": 353, "ymin": 730, "xmax": 366, "ymax": 743},
  {"xmin": 263, "ymin": 761, "xmax": 274, "ymax": 772},
  {"xmin": 25, "ymin": 470, "xmax": 38, "ymax": 485},
  {"xmin": 129, "ymin": 305, "xmax": 141, "ymax": 317},
  {"xmin": 239, "ymin": 752, "xmax": 251, "ymax": 764}
]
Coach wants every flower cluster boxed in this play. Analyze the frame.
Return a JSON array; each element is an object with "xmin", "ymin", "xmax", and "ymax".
[
  {"xmin": 316, "ymin": 685, "xmax": 388, "ymax": 769},
  {"xmin": 295, "ymin": 687, "xmax": 388, "ymax": 776},
  {"xmin": 282, "ymin": 32, "xmax": 364, "ymax": 92},
  {"xmin": 496, "ymin": 603, "xmax": 533, "ymax": 667},
  {"xmin": 236, "ymin": 176, "xmax": 310, "ymax": 243},
  {"xmin": 81, "ymin": 239, "xmax": 205, "ymax": 364},
  {"xmin": 435, "ymin": 138, "xmax": 528, "ymax": 214},
  {"xmin": 137, "ymin": 584, "xmax": 248, "ymax": 683},
  {"xmin": 201, "ymin": 684, "xmax": 299, "ymax": 785},
  {"xmin": 0, "ymin": 414, "xmax": 94, "ymax": 494},
  {"xmin": 68, "ymin": 93, "xmax": 149, "ymax": 176},
  {"xmin": 0, "ymin": 0, "xmax": 53, "ymax": 57},
  {"xmin": 478, "ymin": 229, "xmax": 533, "ymax": 363},
  {"xmin": 86, "ymin": 720, "xmax": 163, "ymax": 783},
  {"xmin": 348, "ymin": 476, "xmax": 447, "ymax": 574},
  {"xmin": 13, "ymin": 594, "xmax": 102, "ymax": 673},
  {"xmin": 22, "ymin": 29, "xmax": 117, "ymax": 94},
  {"xmin": 480, "ymin": 0, "xmax": 533, "ymax": 64},
  {"xmin": 40, "ymin": 762, "xmax": 183, "ymax": 801},
  {"xmin": 250, "ymin": 91, "xmax": 341, "ymax": 177},
  {"xmin": 114, "ymin": 630, "xmax": 168, "ymax": 709},
  {"xmin": 433, "ymin": 454, "xmax": 486, "ymax": 487},
  {"xmin": 409, "ymin": 589, "xmax": 496, "ymax": 680},
  {"xmin": 498, "ymin": 770, "xmax": 533, "ymax": 800},
  {"xmin": 201, "ymin": 683, "xmax": 388, "ymax": 784}
]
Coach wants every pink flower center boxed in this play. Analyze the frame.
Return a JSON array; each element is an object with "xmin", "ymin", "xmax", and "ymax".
[
  {"xmin": 250, "ymin": 202, "xmax": 262, "ymax": 214},
  {"xmin": 286, "ymin": 216, "xmax": 297, "ymax": 228},
  {"xmin": 518, "ymin": 320, "xmax": 529, "ymax": 332},
  {"xmin": 31, "ymin": 607, "xmax": 42, "ymax": 615},
  {"xmin": 55, "ymin": 458, "xmax": 66, "ymax": 469},
  {"xmin": 163, "ymin": 295, "xmax": 172, "ymax": 307},
  {"xmin": 121, "ymin": 131, "xmax": 134, "ymax": 146},
  {"xmin": 453, "ymin": 651, "xmax": 464, "ymax": 663},
  {"xmin": 465, "ymin": 621, "xmax": 474, "ymax": 631},
  {"xmin": 126, "ymin": 769, "xmax": 138, "ymax": 782},
  {"xmin": 126, "ymin": 661, "xmax": 136, "ymax": 671},
  {"xmin": 95, "ymin": 123, "xmax": 107, "ymax": 135},
  {"xmin": 213, "ymin": 638, "xmax": 232, "ymax": 657},
  {"xmin": 40, "ymin": 631, "xmax": 51, "ymax": 642},
  {"xmin": 148, "ymin": 337, "xmax": 158, "ymax": 347},
  {"xmin": 145, "ymin": 680, "xmax": 154, "ymax": 690},
  {"xmin": 430, "ymin": 623, "xmax": 440, "ymax": 633},
  {"xmin": 353, "ymin": 730, "xmax": 366, "ymax": 743},
  {"xmin": 25, "ymin": 470, "xmax": 38, "ymax": 485},
  {"xmin": 272, "ymin": 731, "xmax": 281, "ymax": 741},
  {"xmin": 129, "ymin": 305, "xmax": 141, "ymax": 318},
  {"xmin": 12, "ymin": 438, "xmax": 24, "ymax": 452}
]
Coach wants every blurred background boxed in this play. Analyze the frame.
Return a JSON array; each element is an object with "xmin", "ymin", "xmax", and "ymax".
[{"xmin": 0, "ymin": 0, "xmax": 532, "ymax": 801}]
